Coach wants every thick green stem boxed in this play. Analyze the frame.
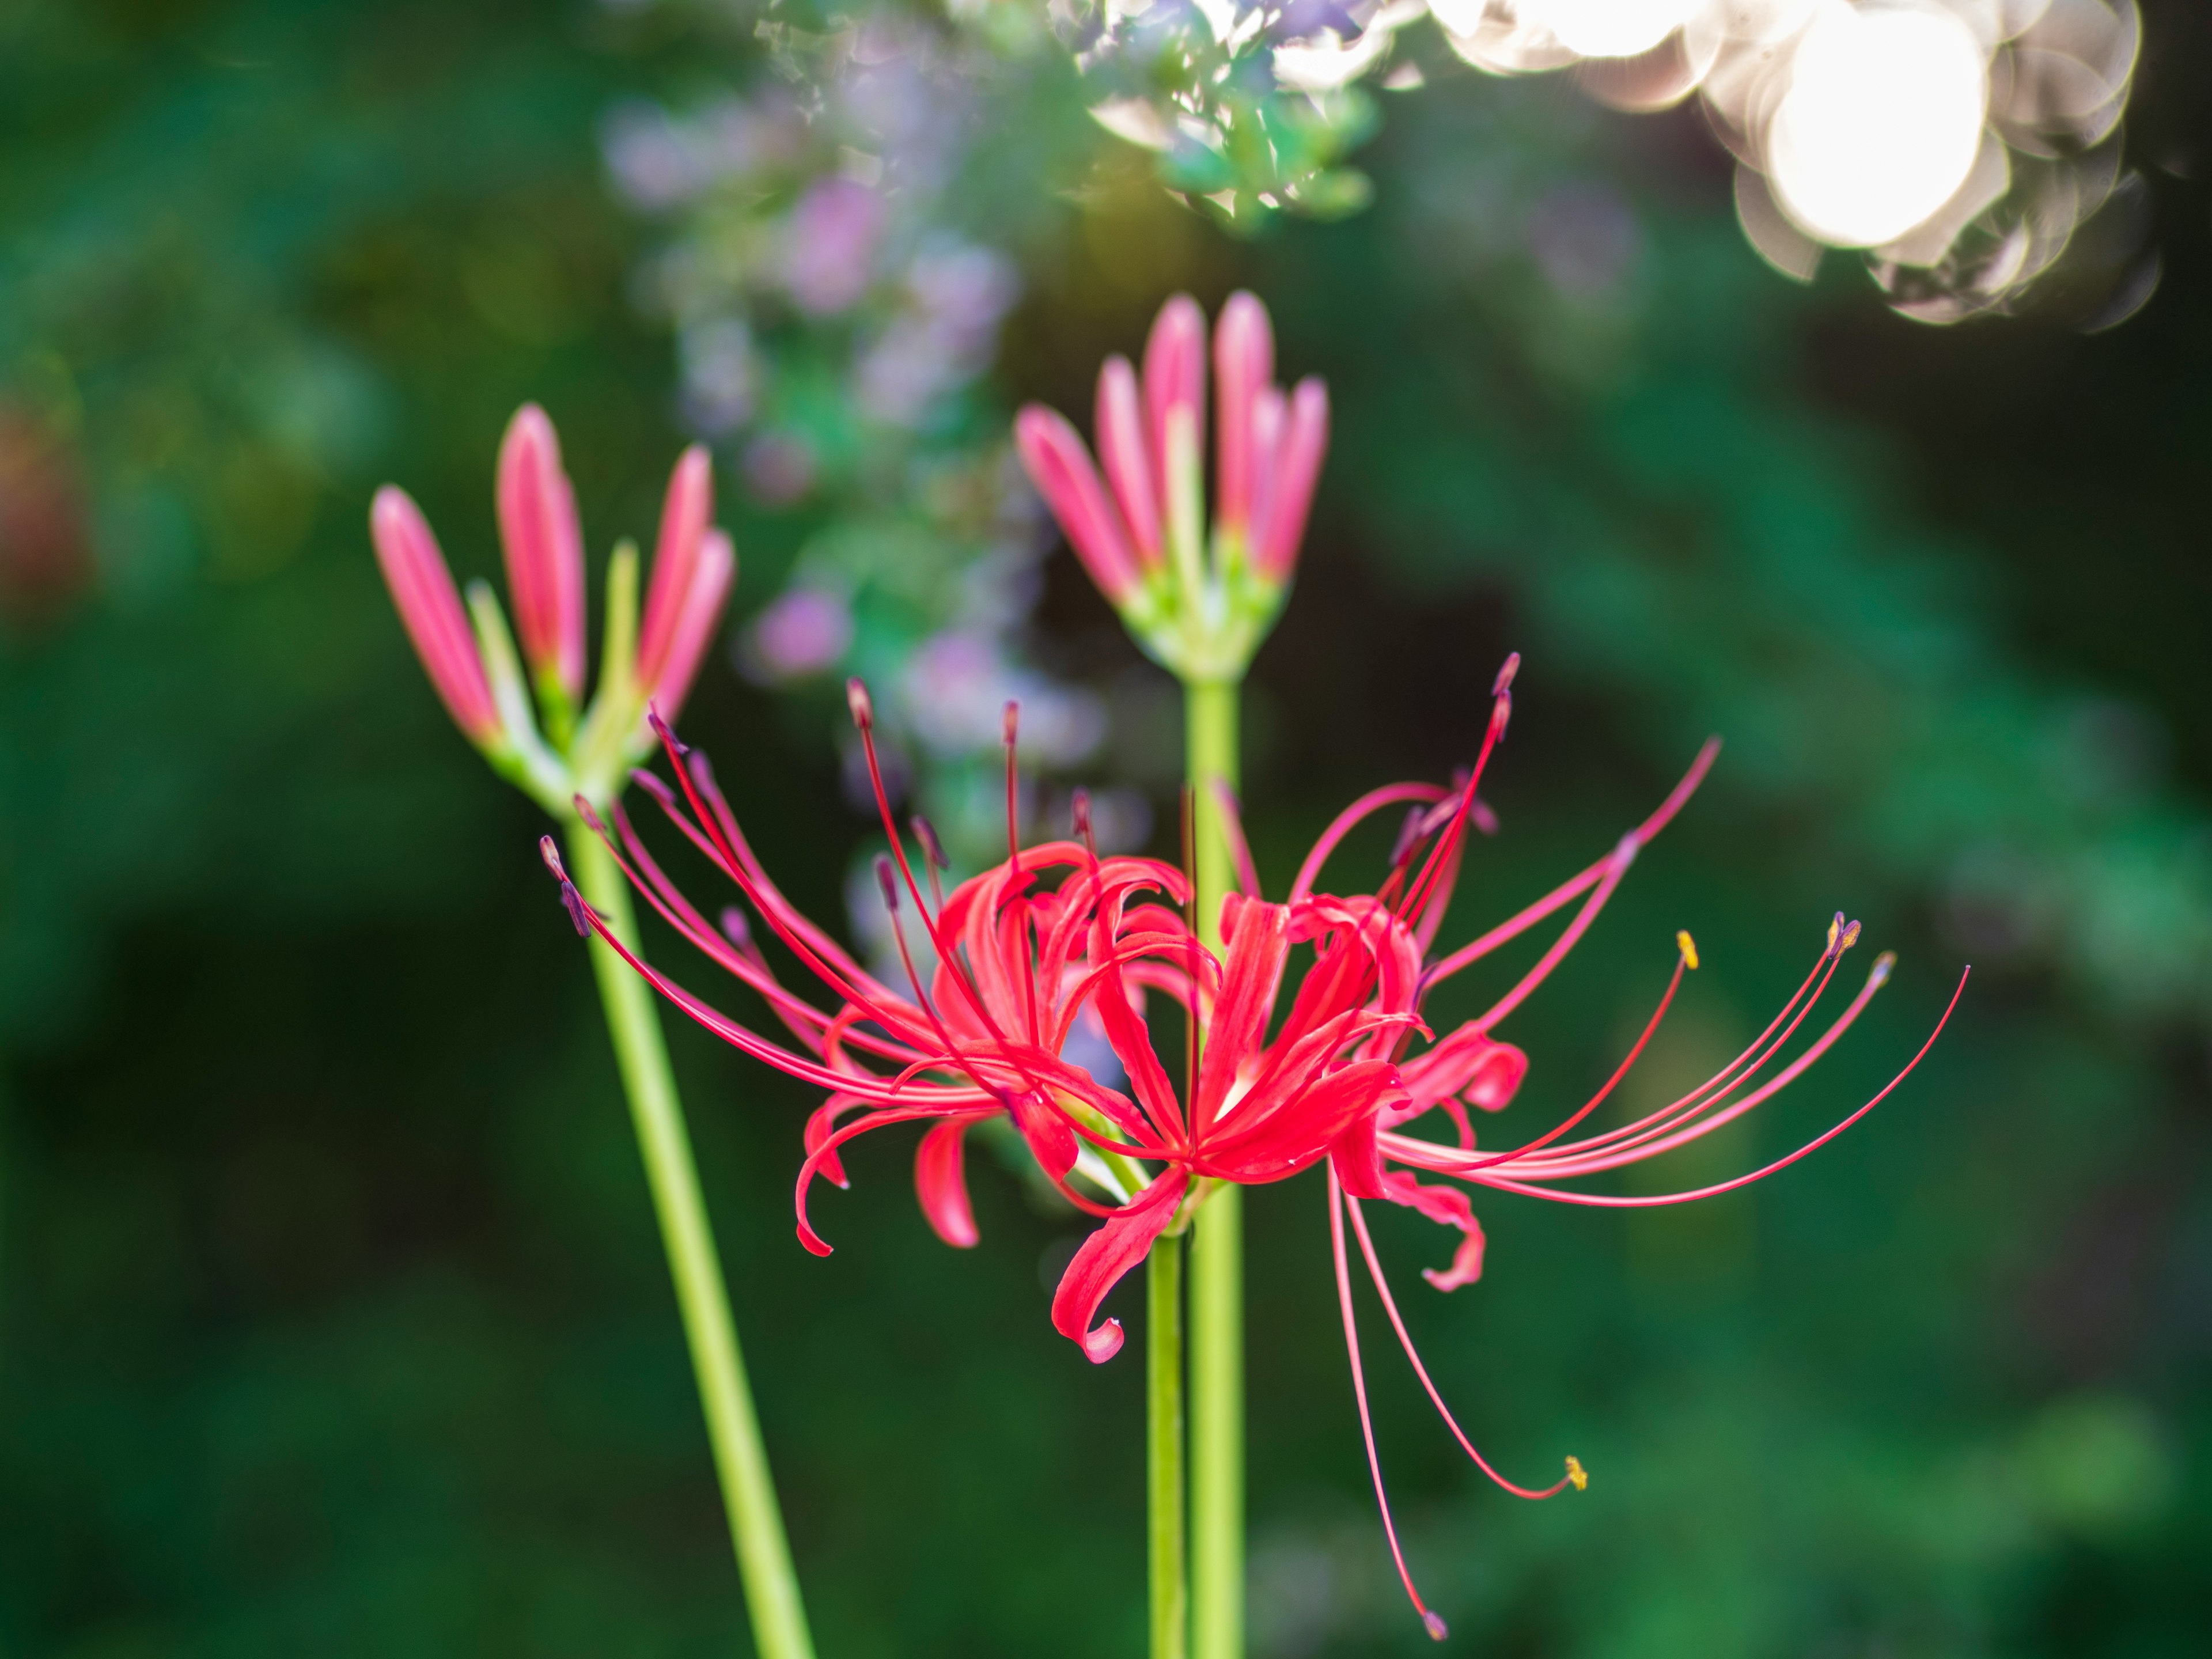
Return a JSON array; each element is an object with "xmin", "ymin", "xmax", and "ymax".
[
  {"xmin": 565, "ymin": 825, "xmax": 816, "ymax": 1659},
  {"xmin": 1149, "ymin": 1233, "xmax": 1188, "ymax": 1659},
  {"xmin": 1185, "ymin": 677, "xmax": 1244, "ymax": 1659}
]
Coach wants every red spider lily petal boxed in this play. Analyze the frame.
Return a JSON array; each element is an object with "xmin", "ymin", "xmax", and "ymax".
[
  {"xmin": 1381, "ymin": 1171, "xmax": 1487, "ymax": 1292},
  {"xmin": 1213, "ymin": 290, "xmax": 1274, "ymax": 537},
  {"xmin": 1050, "ymin": 1166, "xmax": 1190, "ymax": 1363},
  {"xmin": 1252, "ymin": 377, "xmax": 1327, "ymax": 582},
  {"xmin": 1008, "ymin": 1088, "xmax": 1081, "ymax": 1183},
  {"xmin": 1388, "ymin": 1027, "xmax": 1529, "ymax": 1126},
  {"xmin": 797, "ymin": 1102, "xmax": 987, "ymax": 1256},
  {"xmin": 1204, "ymin": 1057, "xmax": 1407, "ymax": 1184},
  {"xmin": 1095, "ymin": 355, "xmax": 1162, "ymax": 567},
  {"xmin": 370, "ymin": 486, "xmax": 501, "ymax": 747},
  {"xmin": 636, "ymin": 443, "xmax": 714, "ymax": 694},
  {"xmin": 1143, "ymin": 295, "xmax": 1207, "ymax": 499},
  {"xmin": 1192, "ymin": 896, "xmax": 1292, "ymax": 1138},
  {"xmin": 805, "ymin": 1092, "xmax": 868, "ymax": 1189},
  {"xmin": 495, "ymin": 403, "xmax": 587, "ymax": 700},
  {"xmin": 646, "ymin": 528, "xmax": 736, "ymax": 724},
  {"xmin": 1014, "ymin": 406, "xmax": 1141, "ymax": 606},
  {"xmin": 915, "ymin": 1115, "xmax": 988, "ymax": 1248}
]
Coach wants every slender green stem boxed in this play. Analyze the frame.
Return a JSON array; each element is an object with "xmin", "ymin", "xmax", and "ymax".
[
  {"xmin": 1185, "ymin": 677, "xmax": 1244, "ymax": 1659},
  {"xmin": 1149, "ymin": 1232, "xmax": 1188, "ymax": 1659},
  {"xmin": 565, "ymin": 824, "xmax": 816, "ymax": 1659}
]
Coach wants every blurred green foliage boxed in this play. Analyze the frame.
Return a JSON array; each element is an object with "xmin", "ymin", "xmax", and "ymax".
[{"xmin": 3, "ymin": 2, "xmax": 2209, "ymax": 1658}]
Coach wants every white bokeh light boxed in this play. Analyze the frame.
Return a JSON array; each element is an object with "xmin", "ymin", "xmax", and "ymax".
[
  {"xmin": 1766, "ymin": 1, "xmax": 1991, "ymax": 248},
  {"xmin": 1521, "ymin": 0, "xmax": 1710, "ymax": 58}
]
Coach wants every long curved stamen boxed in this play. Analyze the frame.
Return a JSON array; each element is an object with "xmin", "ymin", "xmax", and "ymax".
[
  {"xmin": 1342, "ymin": 1188, "xmax": 1581, "ymax": 1501},
  {"xmin": 545, "ymin": 842, "xmax": 986, "ymax": 1105},
  {"xmin": 1211, "ymin": 778, "xmax": 1262, "ymax": 898},
  {"xmin": 841, "ymin": 682, "xmax": 1007, "ymax": 1041},
  {"xmin": 1389, "ymin": 654, "xmax": 1518, "ymax": 935},
  {"xmin": 1291, "ymin": 783, "xmax": 1450, "ymax": 904},
  {"xmin": 1467, "ymin": 836, "xmax": 1639, "ymax": 1034},
  {"xmin": 1423, "ymin": 737, "xmax": 1721, "ymax": 991},
  {"xmin": 1454, "ymin": 943, "xmax": 1690, "ymax": 1174},
  {"xmin": 1514, "ymin": 927, "xmax": 1852, "ymax": 1172},
  {"xmin": 1328, "ymin": 1166, "xmax": 1451, "ymax": 1642},
  {"xmin": 912, "ymin": 814, "xmax": 949, "ymax": 918},
  {"xmin": 1393, "ymin": 961, "xmax": 1968, "ymax": 1199},
  {"xmin": 581, "ymin": 797, "xmax": 930, "ymax": 1067},
  {"xmin": 1518, "ymin": 941, "xmax": 1887, "ymax": 1179},
  {"xmin": 1005, "ymin": 701, "xmax": 1044, "ymax": 1051}
]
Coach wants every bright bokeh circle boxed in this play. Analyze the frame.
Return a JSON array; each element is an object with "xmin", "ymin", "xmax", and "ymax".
[
  {"xmin": 1766, "ymin": 1, "xmax": 1991, "ymax": 248},
  {"xmin": 1521, "ymin": 0, "xmax": 1710, "ymax": 59}
]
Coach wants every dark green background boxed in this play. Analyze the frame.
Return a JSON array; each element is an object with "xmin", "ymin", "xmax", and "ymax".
[{"xmin": 3, "ymin": 2, "xmax": 2208, "ymax": 1655}]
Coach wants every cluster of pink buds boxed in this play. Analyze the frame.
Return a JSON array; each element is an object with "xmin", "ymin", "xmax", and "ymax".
[
  {"xmin": 1015, "ymin": 291, "xmax": 1327, "ymax": 682},
  {"xmin": 370, "ymin": 404, "xmax": 736, "ymax": 813}
]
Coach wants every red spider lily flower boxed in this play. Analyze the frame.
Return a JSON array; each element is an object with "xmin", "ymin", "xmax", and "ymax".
[
  {"xmin": 1013, "ymin": 291, "xmax": 1328, "ymax": 677},
  {"xmin": 542, "ymin": 658, "xmax": 1965, "ymax": 1642},
  {"xmin": 371, "ymin": 410, "xmax": 732, "ymax": 809}
]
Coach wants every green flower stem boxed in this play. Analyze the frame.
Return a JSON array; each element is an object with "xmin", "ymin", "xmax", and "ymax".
[
  {"xmin": 1149, "ymin": 1231, "xmax": 1188, "ymax": 1659},
  {"xmin": 1185, "ymin": 676, "xmax": 1244, "ymax": 1659},
  {"xmin": 564, "ymin": 823, "xmax": 817, "ymax": 1659}
]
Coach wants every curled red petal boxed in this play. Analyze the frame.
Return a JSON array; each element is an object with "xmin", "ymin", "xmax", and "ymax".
[
  {"xmin": 915, "ymin": 1116, "xmax": 983, "ymax": 1248},
  {"xmin": 1380, "ymin": 1171, "xmax": 1487, "ymax": 1292},
  {"xmin": 1050, "ymin": 1166, "xmax": 1189, "ymax": 1363}
]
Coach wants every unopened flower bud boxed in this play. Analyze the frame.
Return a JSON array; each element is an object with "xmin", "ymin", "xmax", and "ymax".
[
  {"xmin": 637, "ymin": 443, "xmax": 715, "ymax": 694},
  {"xmin": 495, "ymin": 403, "xmax": 587, "ymax": 702},
  {"xmin": 370, "ymin": 486, "xmax": 502, "ymax": 749}
]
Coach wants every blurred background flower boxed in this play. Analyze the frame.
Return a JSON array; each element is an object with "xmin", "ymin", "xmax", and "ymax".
[{"xmin": 2, "ymin": 1, "xmax": 2210, "ymax": 1656}]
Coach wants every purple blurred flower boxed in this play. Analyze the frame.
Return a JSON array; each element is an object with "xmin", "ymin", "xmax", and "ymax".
[
  {"xmin": 782, "ymin": 177, "xmax": 885, "ymax": 317},
  {"xmin": 745, "ymin": 588, "xmax": 855, "ymax": 682}
]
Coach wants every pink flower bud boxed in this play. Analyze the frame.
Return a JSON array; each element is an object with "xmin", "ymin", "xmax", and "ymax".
[
  {"xmin": 646, "ymin": 528, "xmax": 736, "ymax": 724},
  {"xmin": 1013, "ymin": 405, "xmax": 1141, "ymax": 606},
  {"xmin": 1212, "ymin": 290, "xmax": 1275, "ymax": 537},
  {"xmin": 370, "ymin": 486, "xmax": 502, "ymax": 747},
  {"xmin": 495, "ymin": 403, "xmax": 586, "ymax": 700},
  {"xmin": 1094, "ymin": 355, "xmax": 1161, "ymax": 567},
  {"xmin": 1253, "ymin": 376, "xmax": 1329, "ymax": 582},
  {"xmin": 1142, "ymin": 294, "xmax": 1207, "ymax": 510},
  {"xmin": 637, "ymin": 443, "xmax": 714, "ymax": 695}
]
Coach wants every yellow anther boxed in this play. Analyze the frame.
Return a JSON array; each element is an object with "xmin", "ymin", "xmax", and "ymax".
[
  {"xmin": 1825, "ymin": 913, "xmax": 1841, "ymax": 952},
  {"xmin": 1565, "ymin": 1456, "xmax": 1589, "ymax": 1491},
  {"xmin": 1838, "ymin": 919, "xmax": 1862, "ymax": 952},
  {"xmin": 1676, "ymin": 930, "xmax": 1699, "ymax": 971}
]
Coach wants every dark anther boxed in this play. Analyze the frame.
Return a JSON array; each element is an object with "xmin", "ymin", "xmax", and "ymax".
[
  {"xmin": 559, "ymin": 882, "xmax": 590, "ymax": 938},
  {"xmin": 911, "ymin": 815, "xmax": 949, "ymax": 871}
]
